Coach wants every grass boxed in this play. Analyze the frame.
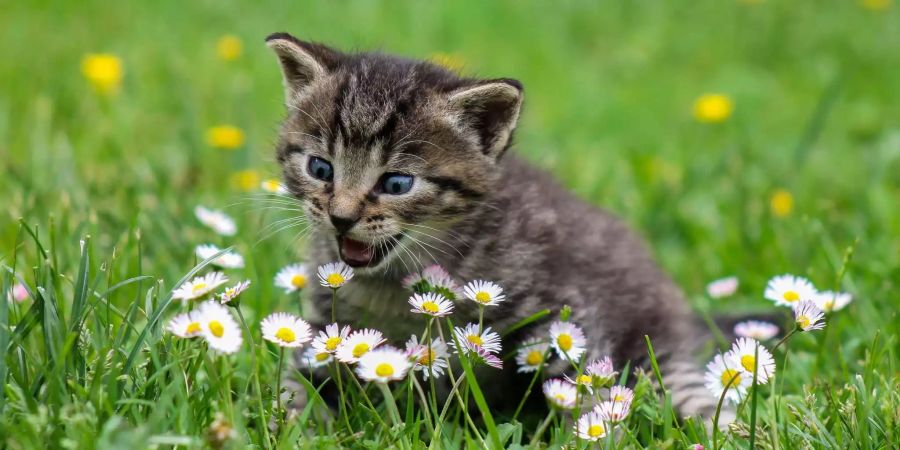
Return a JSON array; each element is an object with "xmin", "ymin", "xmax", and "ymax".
[{"xmin": 1, "ymin": 0, "xmax": 899, "ymax": 448}]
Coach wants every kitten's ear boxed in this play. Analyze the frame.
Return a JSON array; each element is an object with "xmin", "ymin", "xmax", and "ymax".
[
  {"xmin": 447, "ymin": 79, "xmax": 523, "ymax": 158},
  {"xmin": 265, "ymin": 32, "xmax": 341, "ymax": 105}
]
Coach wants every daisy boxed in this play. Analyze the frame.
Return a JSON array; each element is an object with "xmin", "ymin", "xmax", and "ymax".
[
  {"xmin": 317, "ymin": 262, "xmax": 354, "ymax": 289},
  {"xmin": 421, "ymin": 264, "xmax": 459, "ymax": 291},
  {"xmin": 543, "ymin": 378, "xmax": 577, "ymax": 410},
  {"xmin": 173, "ymin": 272, "xmax": 229, "ymax": 301},
  {"xmin": 311, "ymin": 323, "xmax": 352, "ymax": 355},
  {"xmin": 472, "ymin": 346, "xmax": 504, "ymax": 369},
  {"xmin": 813, "ymin": 290, "xmax": 853, "ymax": 312},
  {"xmin": 595, "ymin": 399, "xmax": 631, "ymax": 423},
  {"xmin": 218, "ymin": 280, "xmax": 251, "ymax": 304},
  {"xmin": 609, "ymin": 385, "xmax": 634, "ymax": 404},
  {"xmin": 405, "ymin": 336, "xmax": 450, "ymax": 379},
  {"xmin": 197, "ymin": 301, "xmax": 242, "ymax": 354},
  {"xmin": 167, "ymin": 311, "xmax": 203, "ymax": 338},
  {"xmin": 586, "ymin": 356, "xmax": 618, "ymax": 385},
  {"xmin": 574, "ymin": 410, "xmax": 609, "ymax": 441},
  {"xmin": 274, "ymin": 263, "xmax": 310, "ymax": 294},
  {"xmin": 298, "ymin": 346, "xmax": 333, "ymax": 369},
  {"xmin": 463, "ymin": 280, "xmax": 506, "ymax": 306},
  {"xmin": 734, "ymin": 320, "xmax": 779, "ymax": 341},
  {"xmin": 335, "ymin": 329, "xmax": 385, "ymax": 363},
  {"xmin": 564, "ymin": 372, "xmax": 597, "ymax": 392},
  {"xmin": 408, "ymin": 292, "xmax": 454, "ymax": 317},
  {"xmin": 704, "ymin": 353, "xmax": 750, "ymax": 404},
  {"xmin": 260, "ymin": 179, "xmax": 287, "ymax": 194},
  {"xmin": 356, "ymin": 346, "xmax": 412, "ymax": 383},
  {"xmin": 549, "ymin": 321, "xmax": 587, "ymax": 360},
  {"xmin": 401, "ymin": 271, "xmax": 426, "ymax": 291},
  {"xmin": 794, "ymin": 300, "xmax": 826, "ymax": 331},
  {"xmin": 451, "ymin": 323, "xmax": 502, "ymax": 354},
  {"xmin": 706, "ymin": 276, "xmax": 739, "ymax": 298},
  {"xmin": 195, "ymin": 244, "xmax": 244, "ymax": 269},
  {"xmin": 515, "ymin": 338, "xmax": 550, "ymax": 373},
  {"xmin": 194, "ymin": 205, "xmax": 237, "ymax": 236},
  {"xmin": 764, "ymin": 274, "xmax": 816, "ymax": 307},
  {"xmin": 726, "ymin": 338, "xmax": 775, "ymax": 384},
  {"xmin": 261, "ymin": 312, "xmax": 312, "ymax": 348}
]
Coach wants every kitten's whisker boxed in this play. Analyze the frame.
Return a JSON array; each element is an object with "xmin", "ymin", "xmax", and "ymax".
[{"xmin": 286, "ymin": 104, "xmax": 333, "ymax": 140}]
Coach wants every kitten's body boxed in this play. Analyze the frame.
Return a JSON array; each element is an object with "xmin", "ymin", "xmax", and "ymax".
[{"xmin": 267, "ymin": 33, "xmax": 722, "ymax": 419}]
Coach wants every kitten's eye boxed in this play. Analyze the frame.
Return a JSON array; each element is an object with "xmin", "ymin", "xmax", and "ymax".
[
  {"xmin": 380, "ymin": 173, "xmax": 414, "ymax": 195},
  {"xmin": 307, "ymin": 156, "xmax": 334, "ymax": 182}
]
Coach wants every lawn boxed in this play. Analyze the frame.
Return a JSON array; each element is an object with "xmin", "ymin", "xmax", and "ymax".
[{"xmin": 1, "ymin": 0, "xmax": 898, "ymax": 448}]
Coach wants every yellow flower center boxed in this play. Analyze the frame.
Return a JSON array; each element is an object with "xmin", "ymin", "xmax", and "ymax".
[
  {"xmin": 588, "ymin": 424, "xmax": 605, "ymax": 438},
  {"xmin": 693, "ymin": 94, "xmax": 733, "ymax": 123},
  {"xmin": 797, "ymin": 315, "xmax": 810, "ymax": 329},
  {"xmin": 186, "ymin": 322, "xmax": 201, "ymax": 335},
  {"xmin": 577, "ymin": 374, "xmax": 593, "ymax": 385},
  {"xmin": 375, "ymin": 363, "xmax": 394, "ymax": 377},
  {"xmin": 720, "ymin": 368, "xmax": 742, "ymax": 388},
  {"xmin": 209, "ymin": 320, "xmax": 224, "ymax": 338},
  {"xmin": 275, "ymin": 327, "xmax": 296, "ymax": 343},
  {"xmin": 232, "ymin": 169, "xmax": 259, "ymax": 192},
  {"xmin": 192, "ymin": 282, "xmax": 208, "ymax": 294},
  {"xmin": 81, "ymin": 54, "xmax": 123, "ymax": 94},
  {"xmin": 326, "ymin": 273, "xmax": 345, "ymax": 287},
  {"xmin": 823, "ymin": 300, "xmax": 834, "ymax": 311},
  {"xmin": 467, "ymin": 334, "xmax": 483, "ymax": 346},
  {"xmin": 325, "ymin": 336, "xmax": 342, "ymax": 351},
  {"xmin": 315, "ymin": 352, "xmax": 330, "ymax": 362},
  {"xmin": 475, "ymin": 291, "xmax": 491, "ymax": 304},
  {"xmin": 291, "ymin": 274, "xmax": 307, "ymax": 289},
  {"xmin": 770, "ymin": 189, "xmax": 794, "ymax": 217},
  {"xmin": 223, "ymin": 288, "xmax": 236, "ymax": 298},
  {"xmin": 525, "ymin": 350, "xmax": 543, "ymax": 366},
  {"xmin": 422, "ymin": 301, "xmax": 440, "ymax": 314},
  {"xmin": 613, "ymin": 394, "xmax": 625, "ymax": 402},
  {"xmin": 352, "ymin": 343, "xmax": 370, "ymax": 358},
  {"xmin": 740, "ymin": 355, "xmax": 756, "ymax": 372},
  {"xmin": 783, "ymin": 290, "xmax": 800, "ymax": 302},
  {"xmin": 557, "ymin": 334, "xmax": 573, "ymax": 351},
  {"xmin": 554, "ymin": 393, "xmax": 568, "ymax": 403},
  {"xmin": 418, "ymin": 348, "xmax": 436, "ymax": 365},
  {"xmin": 262, "ymin": 179, "xmax": 281, "ymax": 192}
]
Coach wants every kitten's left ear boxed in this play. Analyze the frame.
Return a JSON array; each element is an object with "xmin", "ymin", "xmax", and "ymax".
[
  {"xmin": 447, "ymin": 79, "xmax": 523, "ymax": 159},
  {"xmin": 265, "ymin": 32, "xmax": 342, "ymax": 105}
]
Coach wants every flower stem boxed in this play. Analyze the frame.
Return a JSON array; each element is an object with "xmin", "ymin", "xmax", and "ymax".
[
  {"xmin": 275, "ymin": 347, "xmax": 285, "ymax": 427},
  {"xmin": 331, "ymin": 361, "xmax": 354, "ymax": 433},
  {"xmin": 529, "ymin": 408, "xmax": 556, "ymax": 447},
  {"xmin": 512, "ymin": 347, "xmax": 551, "ymax": 422},
  {"xmin": 233, "ymin": 308, "xmax": 271, "ymax": 446},
  {"xmin": 748, "ymin": 343, "xmax": 761, "ymax": 450},
  {"xmin": 712, "ymin": 371, "xmax": 740, "ymax": 450},
  {"xmin": 377, "ymin": 382, "xmax": 402, "ymax": 427},
  {"xmin": 772, "ymin": 327, "xmax": 799, "ymax": 352},
  {"xmin": 331, "ymin": 288, "xmax": 337, "ymax": 323}
]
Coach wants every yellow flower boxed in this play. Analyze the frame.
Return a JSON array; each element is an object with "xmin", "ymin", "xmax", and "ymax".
[
  {"xmin": 231, "ymin": 169, "xmax": 260, "ymax": 191},
  {"xmin": 216, "ymin": 35, "xmax": 243, "ymax": 61},
  {"xmin": 860, "ymin": 0, "xmax": 892, "ymax": 11},
  {"xmin": 693, "ymin": 93, "xmax": 734, "ymax": 123},
  {"xmin": 81, "ymin": 54, "xmax": 123, "ymax": 95},
  {"xmin": 206, "ymin": 125, "xmax": 245, "ymax": 150},
  {"xmin": 430, "ymin": 52, "xmax": 466, "ymax": 71},
  {"xmin": 770, "ymin": 189, "xmax": 794, "ymax": 217}
]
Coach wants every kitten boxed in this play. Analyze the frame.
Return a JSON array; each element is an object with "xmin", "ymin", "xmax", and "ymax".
[{"xmin": 266, "ymin": 32, "xmax": 724, "ymax": 420}]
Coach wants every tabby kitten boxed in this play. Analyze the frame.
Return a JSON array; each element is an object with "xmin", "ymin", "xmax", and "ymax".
[{"xmin": 266, "ymin": 32, "xmax": 723, "ymax": 419}]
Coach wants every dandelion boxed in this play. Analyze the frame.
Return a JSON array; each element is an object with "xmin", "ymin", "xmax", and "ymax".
[
  {"xmin": 727, "ymin": 338, "xmax": 776, "ymax": 384},
  {"xmin": 515, "ymin": 338, "xmax": 550, "ymax": 373},
  {"xmin": 860, "ymin": 0, "xmax": 892, "ymax": 11},
  {"xmin": 173, "ymin": 272, "xmax": 229, "ymax": 301},
  {"xmin": 218, "ymin": 280, "xmax": 251, "ymax": 304},
  {"xmin": 586, "ymin": 356, "xmax": 618, "ymax": 385},
  {"xmin": 794, "ymin": 300, "xmax": 826, "ymax": 331},
  {"xmin": 275, "ymin": 263, "xmax": 309, "ymax": 293},
  {"xmin": 549, "ymin": 320, "xmax": 587, "ymax": 360},
  {"xmin": 693, "ymin": 93, "xmax": 733, "ymax": 123},
  {"xmin": 205, "ymin": 125, "xmax": 245, "ymax": 150},
  {"xmin": 168, "ymin": 311, "xmax": 203, "ymax": 338},
  {"xmin": 543, "ymin": 378, "xmax": 577, "ymax": 410},
  {"xmin": 734, "ymin": 320, "xmax": 779, "ymax": 341},
  {"xmin": 335, "ymin": 329, "xmax": 385, "ymax": 363},
  {"xmin": 261, "ymin": 312, "xmax": 312, "ymax": 348},
  {"xmin": 216, "ymin": 34, "xmax": 243, "ymax": 61},
  {"xmin": 405, "ymin": 336, "xmax": 450, "ymax": 379},
  {"xmin": 261, "ymin": 178, "xmax": 287, "ymax": 194},
  {"xmin": 231, "ymin": 169, "xmax": 260, "ymax": 192},
  {"xmin": 704, "ymin": 353, "xmax": 750, "ymax": 404},
  {"xmin": 311, "ymin": 323, "xmax": 352, "ymax": 355},
  {"xmin": 451, "ymin": 323, "xmax": 502, "ymax": 354},
  {"xmin": 81, "ymin": 53, "xmax": 123, "ymax": 95},
  {"xmin": 463, "ymin": 280, "xmax": 506, "ymax": 306},
  {"xmin": 574, "ymin": 410, "xmax": 608, "ymax": 441},
  {"xmin": 317, "ymin": 262, "xmax": 354, "ymax": 288},
  {"xmin": 595, "ymin": 399, "xmax": 631, "ymax": 423},
  {"xmin": 299, "ymin": 346, "xmax": 333, "ymax": 369},
  {"xmin": 356, "ymin": 346, "xmax": 413, "ymax": 383},
  {"xmin": 197, "ymin": 301, "xmax": 242, "ymax": 354},
  {"xmin": 194, "ymin": 206, "xmax": 237, "ymax": 236},
  {"xmin": 408, "ymin": 292, "xmax": 454, "ymax": 317},
  {"xmin": 764, "ymin": 274, "xmax": 816, "ymax": 307},
  {"xmin": 195, "ymin": 244, "xmax": 244, "ymax": 269},
  {"xmin": 770, "ymin": 189, "xmax": 794, "ymax": 218},
  {"xmin": 813, "ymin": 290, "xmax": 853, "ymax": 312},
  {"xmin": 706, "ymin": 276, "xmax": 739, "ymax": 298}
]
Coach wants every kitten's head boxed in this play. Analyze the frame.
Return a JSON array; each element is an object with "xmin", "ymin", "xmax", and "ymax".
[{"xmin": 266, "ymin": 33, "xmax": 523, "ymax": 270}]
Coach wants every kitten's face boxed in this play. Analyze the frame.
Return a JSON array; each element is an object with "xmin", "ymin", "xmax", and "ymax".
[{"xmin": 267, "ymin": 34, "xmax": 522, "ymax": 271}]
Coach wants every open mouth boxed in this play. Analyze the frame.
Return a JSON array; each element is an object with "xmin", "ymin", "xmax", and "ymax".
[{"xmin": 337, "ymin": 234, "xmax": 402, "ymax": 268}]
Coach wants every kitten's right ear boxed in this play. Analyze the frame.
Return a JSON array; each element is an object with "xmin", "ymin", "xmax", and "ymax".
[{"xmin": 265, "ymin": 33, "xmax": 341, "ymax": 104}]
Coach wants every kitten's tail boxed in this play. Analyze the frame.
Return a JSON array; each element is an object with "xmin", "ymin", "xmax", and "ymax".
[{"xmin": 658, "ymin": 356, "xmax": 735, "ymax": 427}]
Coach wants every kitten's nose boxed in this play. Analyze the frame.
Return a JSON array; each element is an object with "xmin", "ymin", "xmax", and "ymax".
[{"xmin": 329, "ymin": 214, "xmax": 359, "ymax": 234}]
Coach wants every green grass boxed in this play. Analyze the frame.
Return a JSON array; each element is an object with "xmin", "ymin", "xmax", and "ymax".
[{"xmin": 1, "ymin": 0, "xmax": 899, "ymax": 448}]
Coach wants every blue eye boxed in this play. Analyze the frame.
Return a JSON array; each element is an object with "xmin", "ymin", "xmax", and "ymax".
[
  {"xmin": 380, "ymin": 173, "xmax": 414, "ymax": 195},
  {"xmin": 307, "ymin": 156, "xmax": 334, "ymax": 182}
]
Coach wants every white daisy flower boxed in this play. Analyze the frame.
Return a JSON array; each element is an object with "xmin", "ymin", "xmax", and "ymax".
[
  {"xmin": 542, "ymin": 378, "xmax": 577, "ymax": 410},
  {"xmin": 813, "ymin": 290, "xmax": 853, "ymax": 312},
  {"xmin": 472, "ymin": 345, "xmax": 503, "ymax": 369},
  {"xmin": 195, "ymin": 244, "xmax": 244, "ymax": 269},
  {"xmin": 197, "ymin": 301, "xmax": 242, "ymax": 354},
  {"xmin": 451, "ymin": 323, "xmax": 502, "ymax": 354},
  {"xmin": 299, "ymin": 346, "xmax": 333, "ymax": 369},
  {"xmin": 405, "ymin": 336, "xmax": 450, "ymax": 380},
  {"xmin": 794, "ymin": 300, "xmax": 826, "ymax": 331},
  {"xmin": 261, "ymin": 312, "xmax": 312, "ymax": 348},
  {"xmin": 317, "ymin": 262, "xmax": 354, "ymax": 289},
  {"xmin": 335, "ymin": 329, "xmax": 385, "ymax": 363},
  {"xmin": 727, "ymin": 338, "xmax": 775, "ymax": 384},
  {"xmin": 564, "ymin": 372, "xmax": 597, "ymax": 392},
  {"xmin": 549, "ymin": 321, "xmax": 587, "ymax": 360},
  {"xmin": 408, "ymin": 292, "xmax": 454, "ymax": 317},
  {"xmin": 194, "ymin": 205, "xmax": 237, "ymax": 236},
  {"xmin": 463, "ymin": 280, "xmax": 506, "ymax": 306},
  {"xmin": 595, "ymin": 399, "xmax": 631, "ymax": 423},
  {"xmin": 704, "ymin": 353, "xmax": 750, "ymax": 404},
  {"xmin": 706, "ymin": 276, "xmax": 739, "ymax": 298},
  {"xmin": 260, "ymin": 178, "xmax": 288, "ymax": 194},
  {"xmin": 173, "ymin": 272, "xmax": 229, "ymax": 301},
  {"xmin": 274, "ymin": 263, "xmax": 309, "ymax": 294},
  {"xmin": 586, "ymin": 356, "xmax": 618, "ymax": 385},
  {"xmin": 218, "ymin": 280, "xmax": 251, "ymax": 304},
  {"xmin": 167, "ymin": 311, "xmax": 203, "ymax": 338},
  {"xmin": 311, "ymin": 323, "xmax": 352, "ymax": 355},
  {"xmin": 764, "ymin": 274, "xmax": 816, "ymax": 307},
  {"xmin": 574, "ymin": 410, "xmax": 609, "ymax": 441},
  {"xmin": 356, "ymin": 346, "xmax": 412, "ymax": 383},
  {"xmin": 734, "ymin": 320, "xmax": 779, "ymax": 341},
  {"xmin": 421, "ymin": 264, "xmax": 459, "ymax": 294},
  {"xmin": 515, "ymin": 338, "xmax": 550, "ymax": 373},
  {"xmin": 609, "ymin": 385, "xmax": 634, "ymax": 405},
  {"xmin": 401, "ymin": 271, "xmax": 425, "ymax": 290}
]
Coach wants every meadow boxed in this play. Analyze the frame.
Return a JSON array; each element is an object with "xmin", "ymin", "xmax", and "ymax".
[{"xmin": 1, "ymin": 0, "xmax": 899, "ymax": 448}]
